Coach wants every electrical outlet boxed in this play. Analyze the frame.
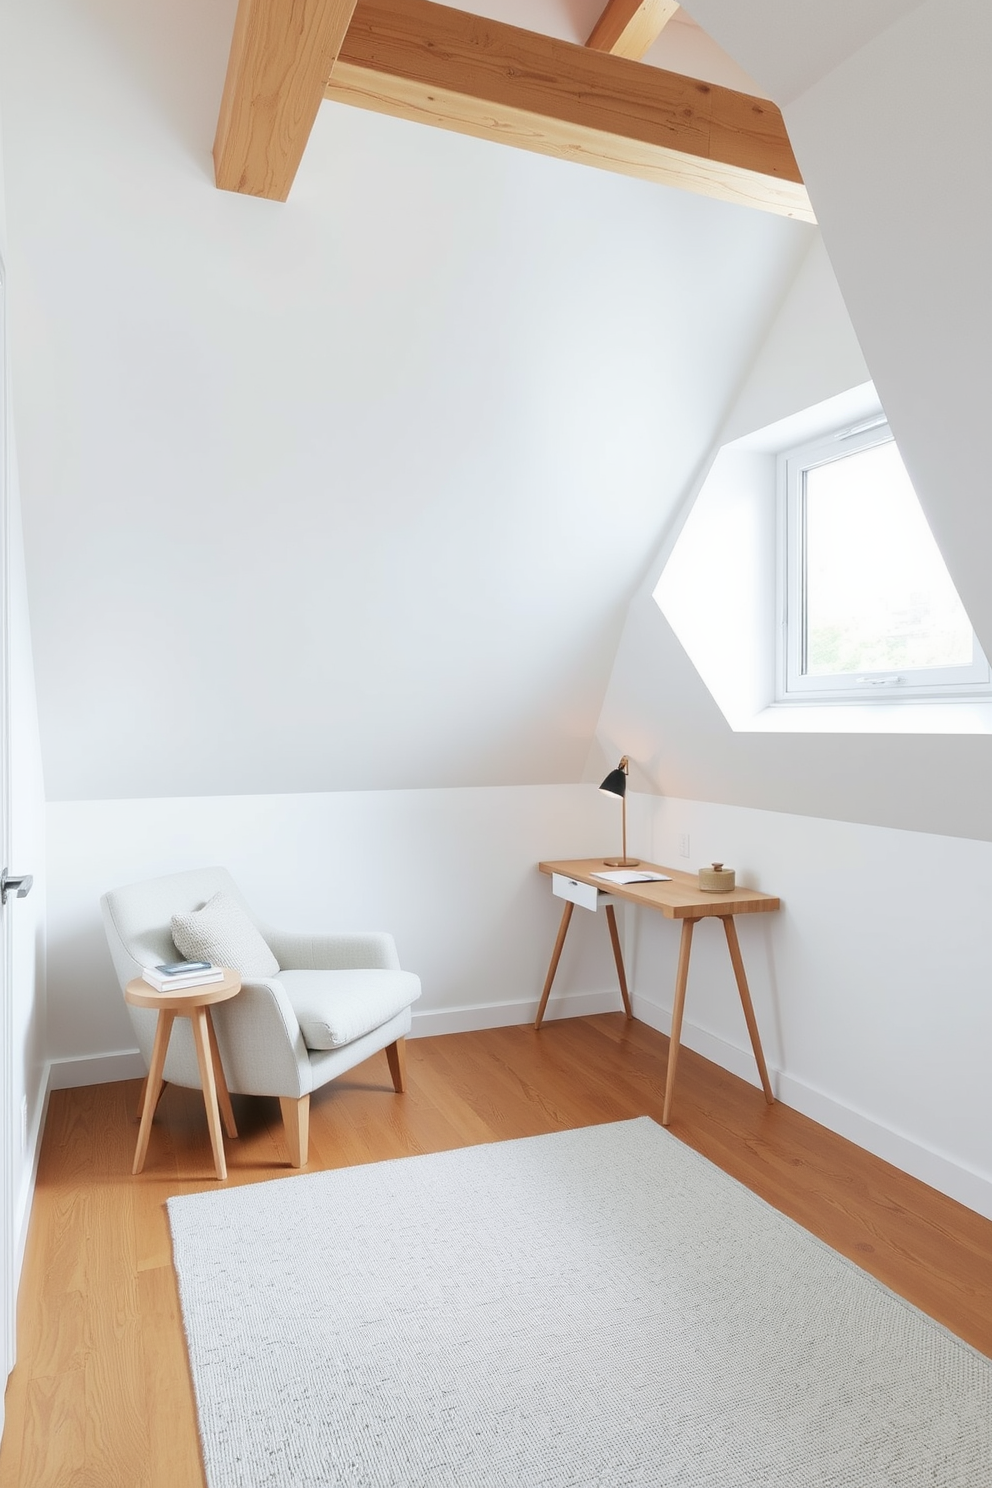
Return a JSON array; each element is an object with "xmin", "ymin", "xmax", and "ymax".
[
  {"xmin": 678, "ymin": 834, "xmax": 690, "ymax": 858},
  {"xmin": 20, "ymin": 1096, "xmax": 27, "ymax": 1153}
]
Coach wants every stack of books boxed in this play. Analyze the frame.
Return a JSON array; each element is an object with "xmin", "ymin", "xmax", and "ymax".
[{"xmin": 141, "ymin": 959, "xmax": 225, "ymax": 992}]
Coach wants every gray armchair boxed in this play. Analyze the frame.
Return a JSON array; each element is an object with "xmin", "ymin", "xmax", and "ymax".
[{"xmin": 100, "ymin": 867, "xmax": 420, "ymax": 1167}]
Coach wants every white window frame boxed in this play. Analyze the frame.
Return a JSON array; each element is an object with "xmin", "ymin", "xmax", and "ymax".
[{"xmin": 777, "ymin": 418, "xmax": 992, "ymax": 703}]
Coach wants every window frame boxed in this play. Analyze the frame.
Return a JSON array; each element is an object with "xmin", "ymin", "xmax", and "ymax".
[{"xmin": 776, "ymin": 418, "xmax": 992, "ymax": 704}]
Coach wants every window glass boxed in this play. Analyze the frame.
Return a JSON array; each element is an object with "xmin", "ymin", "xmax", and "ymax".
[
  {"xmin": 779, "ymin": 422, "xmax": 990, "ymax": 701},
  {"xmin": 803, "ymin": 439, "xmax": 973, "ymax": 676}
]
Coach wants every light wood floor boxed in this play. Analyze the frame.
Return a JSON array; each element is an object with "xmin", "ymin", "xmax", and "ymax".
[{"xmin": 2, "ymin": 1014, "xmax": 991, "ymax": 1487}]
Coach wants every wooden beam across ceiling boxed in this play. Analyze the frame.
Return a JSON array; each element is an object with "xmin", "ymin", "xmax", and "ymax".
[
  {"xmin": 214, "ymin": 0, "xmax": 360, "ymax": 200},
  {"xmin": 326, "ymin": 0, "xmax": 813, "ymax": 221},
  {"xmin": 587, "ymin": 0, "xmax": 681, "ymax": 61}
]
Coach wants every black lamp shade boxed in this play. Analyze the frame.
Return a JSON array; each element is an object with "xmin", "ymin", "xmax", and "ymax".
[{"xmin": 599, "ymin": 767, "xmax": 627, "ymax": 799}]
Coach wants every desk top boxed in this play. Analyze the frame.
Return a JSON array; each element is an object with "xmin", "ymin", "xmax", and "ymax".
[{"xmin": 539, "ymin": 859, "xmax": 780, "ymax": 920}]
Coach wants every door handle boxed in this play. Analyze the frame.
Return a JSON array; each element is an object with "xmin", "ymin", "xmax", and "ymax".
[{"xmin": 1, "ymin": 871, "xmax": 33, "ymax": 905}]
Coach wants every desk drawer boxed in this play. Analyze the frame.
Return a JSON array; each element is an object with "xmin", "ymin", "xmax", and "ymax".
[{"xmin": 552, "ymin": 873, "xmax": 600, "ymax": 911}]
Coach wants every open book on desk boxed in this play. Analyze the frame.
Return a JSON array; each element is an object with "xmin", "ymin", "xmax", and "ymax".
[{"xmin": 591, "ymin": 870, "xmax": 671, "ymax": 886}]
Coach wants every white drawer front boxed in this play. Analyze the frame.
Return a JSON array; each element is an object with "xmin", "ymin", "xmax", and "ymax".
[{"xmin": 552, "ymin": 873, "xmax": 599, "ymax": 912}]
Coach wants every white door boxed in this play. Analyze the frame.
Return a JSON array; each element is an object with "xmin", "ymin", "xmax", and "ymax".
[{"xmin": 0, "ymin": 250, "xmax": 12, "ymax": 1404}]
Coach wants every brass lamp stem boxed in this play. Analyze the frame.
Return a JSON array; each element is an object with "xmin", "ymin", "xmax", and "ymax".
[{"xmin": 604, "ymin": 756, "xmax": 640, "ymax": 868}]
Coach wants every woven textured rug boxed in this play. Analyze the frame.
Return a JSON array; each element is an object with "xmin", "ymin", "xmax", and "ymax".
[{"xmin": 168, "ymin": 1118, "xmax": 991, "ymax": 1488}]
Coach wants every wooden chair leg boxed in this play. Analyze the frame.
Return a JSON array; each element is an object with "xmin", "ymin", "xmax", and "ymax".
[
  {"xmin": 385, "ymin": 1038, "xmax": 407, "ymax": 1093},
  {"xmin": 279, "ymin": 1094, "xmax": 310, "ymax": 1168}
]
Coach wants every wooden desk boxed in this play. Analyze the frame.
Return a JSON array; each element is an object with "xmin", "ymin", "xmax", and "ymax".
[
  {"xmin": 125, "ymin": 970, "xmax": 241, "ymax": 1180},
  {"xmin": 536, "ymin": 859, "xmax": 780, "ymax": 1125}
]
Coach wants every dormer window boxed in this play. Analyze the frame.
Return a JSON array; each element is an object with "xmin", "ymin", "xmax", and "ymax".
[{"xmin": 777, "ymin": 421, "xmax": 991, "ymax": 702}]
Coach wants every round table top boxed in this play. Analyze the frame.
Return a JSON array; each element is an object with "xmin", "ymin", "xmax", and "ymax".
[{"xmin": 125, "ymin": 968, "xmax": 242, "ymax": 1011}]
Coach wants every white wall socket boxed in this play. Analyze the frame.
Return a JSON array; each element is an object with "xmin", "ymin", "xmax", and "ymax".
[{"xmin": 678, "ymin": 834, "xmax": 690, "ymax": 858}]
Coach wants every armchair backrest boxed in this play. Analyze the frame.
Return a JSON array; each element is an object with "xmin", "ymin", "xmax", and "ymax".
[{"xmin": 100, "ymin": 866, "xmax": 259, "ymax": 991}]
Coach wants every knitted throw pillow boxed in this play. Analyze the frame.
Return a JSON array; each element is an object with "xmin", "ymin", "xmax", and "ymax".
[{"xmin": 171, "ymin": 891, "xmax": 279, "ymax": 979}]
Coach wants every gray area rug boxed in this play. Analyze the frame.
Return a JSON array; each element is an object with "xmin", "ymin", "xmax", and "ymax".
[{"xmin": 167, "ymin": 1118, "xmax": 992, "ymax": 1487}]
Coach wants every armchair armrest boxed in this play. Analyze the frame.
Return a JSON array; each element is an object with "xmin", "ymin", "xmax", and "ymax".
[
  {"xmin": 210, "ymin": 978, "xmax": 312, "ymax": 1098},
  {"xmin": 264, "ymin": 929, "xmax": 402, "ymax": 972}
]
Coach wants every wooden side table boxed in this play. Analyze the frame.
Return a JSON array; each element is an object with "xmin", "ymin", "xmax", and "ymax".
[{"xmin": 125, "ymin": 969, "xmax": 241, "ymax": 1180}]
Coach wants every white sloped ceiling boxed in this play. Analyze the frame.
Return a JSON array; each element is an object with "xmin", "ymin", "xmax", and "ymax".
[{"xmin": 0, "ymin": 0, "xmax": 810, "ymax": 800}]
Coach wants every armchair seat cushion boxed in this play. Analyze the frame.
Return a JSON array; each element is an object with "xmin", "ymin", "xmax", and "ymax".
[{"xmin": 278, "ymin": 969, "xmax": 421, "ymax": 1051}]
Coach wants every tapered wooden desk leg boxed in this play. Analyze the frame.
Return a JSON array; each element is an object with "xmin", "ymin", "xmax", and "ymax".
[
  {"xmin": 604, "ymin": 903, "xmax": 633, "ymax": 1020},
  {"xmin": 535, "ymin": 900, "xmax": 574, "ymax": 1030},
  {"xmin": 662, "ymin": 918, "xmax": 695, "ymax": 1127},
  {"xmin": 207, "ymin": 1013, "xmax": 238, "ymax": 1139},
  {"xmin": 133, "ymin": 1010, "xmax": 175, "ymax": 1175},
  {"xmin": 191, "ymin": 1007, "xmax": 228, "ymax": 1180},
  {"xmin": 722, "ymin": 915, "xmax": 775, "ymax": 1106}
]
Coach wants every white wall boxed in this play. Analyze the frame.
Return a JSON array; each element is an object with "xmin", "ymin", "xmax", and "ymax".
[
  {"xmin": 691, "ymin": 0, "xmax": 992, "ymax": 695},
  {"xmin": 45, "ymin": 783, "xmax": 642, "ymax": 1085},
  {"xmin": 0, "ymin": 0, "xmax": 809, "ymax": 804},
  {"xmin": 630, "ymin": 794, "xmax": 992, "ymax": 1220},
  {"xmin": 592, "ymin": 171, "xmax": 992, "ymax": 1220},
  {"xmin": 784, "ymin": 0, "xmax": 992, "ymax": 662},
  {"xmin": 595, "ymin": 226, "xmax": 992, "ymax": 839}
]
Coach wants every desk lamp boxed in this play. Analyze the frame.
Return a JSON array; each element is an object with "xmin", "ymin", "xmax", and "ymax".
[{"xmin": 600, "ymin": 756, "xmax": 640, "ymax": 867}]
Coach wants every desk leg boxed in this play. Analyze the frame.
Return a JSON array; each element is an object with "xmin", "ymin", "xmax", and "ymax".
[
  {"xmin": 133, "ymin": 1010, "xmax": 175, "ymax": 1175},
  {"xmin": 191, "ymin": 1007, "xmax": 228, "ymax": 1180},
  {"xmin": 661, "ymin": 918, "xmax": 695, "ymax": 1127},
  {"xmin": 207, "ymin": 1013, "xmax": 238, "ymax": 1139},
  {"xmin": 604, "ymin": 904, "xmax": 633, "ymax": 1020},
  {"xmin": 722, "ymin": 916, "xmax": 775, "ymax": 1106},
  {"xmin": 535, "ymin": 900, "xmax": 574, "ymax": 1030}
]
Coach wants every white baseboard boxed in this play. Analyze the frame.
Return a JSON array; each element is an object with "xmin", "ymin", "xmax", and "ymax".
[
  {"xmin": 36, "ymin": 1002, "xmax": 992, "ymax": 1222},
  {"xmin": 411, "ymin": 988, "xmax": 624, "ymax": 1038},
  {"xmin": 14, "ymin": 1068, "xmax": 51, "ymax": 1290},
  {"xmin": 46, "ymin": 1049, "xmax": 145, "ymax": 1090},
  {"xmin": 632, "ymin": 991, "xmax": 992, "ymax": 1222}
]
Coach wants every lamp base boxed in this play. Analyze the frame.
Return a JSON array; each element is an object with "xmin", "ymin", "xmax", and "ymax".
[{"xmin": 604, "ymin": 857, "xmax": 641, "ymax": 867}]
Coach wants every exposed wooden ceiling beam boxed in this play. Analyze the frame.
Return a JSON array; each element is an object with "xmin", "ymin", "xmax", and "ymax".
[
  {"xmin": 214, "ymin": 0, "xmax": 360, "ymax": 200},
  {"xmin": 326, "ymin": 0, "xmax": 813, "ymax": 221},
  {"xmin": 587, "ymin": 0, "xmax": 681, "ymax": 61}
]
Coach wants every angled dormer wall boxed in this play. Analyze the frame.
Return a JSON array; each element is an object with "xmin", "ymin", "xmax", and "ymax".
[{"xmin": 594, "ymin": 0, "xmax": 992, "ymax": 1215}]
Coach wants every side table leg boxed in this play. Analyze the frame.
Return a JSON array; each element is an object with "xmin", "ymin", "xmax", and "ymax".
[
  {"xmin": 135, "ymin": 1077, "xmax": 168, "ymax": 1122},
  {"xmin": 722, "ymin": 916, "xmax": 775, "ymax": 1106},
  {"xmin": 133, "ymin": 1011, "xmax": 175, "ymax": 1175},
  {"xmin": 192, "ymin": 1007, "xmax": 228, "ymax": 1180},
  {"xmin": 534, "ymin": 900, "xmax": 574, "ymax": 1030},
  {"xmin": 662, "ymin": 918, "xmax": 695, "ymax": 1127},
  {"xmin": 604, "ymin": 904, "xmax": 633, "ymax": 1020},
  {"xmin": 207, "ymin": 1013, "xmax": 238, "ymax": 1139}
]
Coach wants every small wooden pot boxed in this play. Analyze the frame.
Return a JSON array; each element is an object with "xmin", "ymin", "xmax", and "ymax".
[{"xmin": 698, "ymin": 862, "xmax": 735, "ymax": 893}]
